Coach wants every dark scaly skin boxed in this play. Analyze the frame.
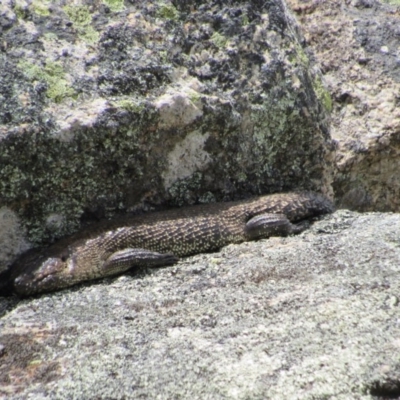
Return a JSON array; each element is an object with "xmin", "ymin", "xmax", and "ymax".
[{"xmin": 0, "ymin": 192, "xmax": 333, "ymax": 296}]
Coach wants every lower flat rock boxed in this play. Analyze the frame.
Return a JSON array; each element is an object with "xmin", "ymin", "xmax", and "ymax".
[{"xmin": 1, "ymin": 210, "xmax": 400, "ymax": 399}]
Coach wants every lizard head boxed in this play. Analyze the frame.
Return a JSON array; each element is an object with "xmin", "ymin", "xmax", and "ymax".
[
  {"xmin": 11, "ymin": 237, "xmax": 103, "ymax": 296},
  {"xmin": 11, "ymin": 245, "xmax": 79, "ymax": 296},
  {"xmin": 14, "ymin": 257, "xmax": 70, "ymax": 296}
]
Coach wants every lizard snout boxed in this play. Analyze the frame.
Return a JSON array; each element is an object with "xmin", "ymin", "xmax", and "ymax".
[{"xmin": 14, "ymin": 257, "xmax": 68, "ymax": 296}]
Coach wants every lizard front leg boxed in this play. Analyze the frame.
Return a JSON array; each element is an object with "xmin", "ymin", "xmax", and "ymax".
[
  {"xmin": 244, "ymin": 213, "xmax": 309, "ymax": 240},
  {"xmin": 102, "ymin": 248, "xmax": 179, "ymax": 275}
]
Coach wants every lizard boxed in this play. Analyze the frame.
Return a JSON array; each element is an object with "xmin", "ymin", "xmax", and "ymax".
[{"xmin": 0, "ymin": 192, "xmax": 333, "ymax": 297}]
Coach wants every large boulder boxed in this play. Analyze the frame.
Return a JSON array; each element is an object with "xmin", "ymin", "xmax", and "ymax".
[
  {"xmin": 288, "ymin": 0, "xmax": 400, "ymax": 211},
  {"xmin": 0, "ymin": 0, "xmax": 333, "ymax": 269},
  {"xmin": 1, "ymin": 211, "xmax": 399, "ymax": 399}
]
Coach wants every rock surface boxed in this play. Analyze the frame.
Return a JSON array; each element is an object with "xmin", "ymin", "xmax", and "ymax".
[
  {"xmin": 0, "ymin": 0, "xmax": 333, "ymax": 269},
  {"xmin": 2, "ymin": 2, "xmax": 400, "ymax": 398},
  {"xmin": 288, "ymin": 0, "xmax": 400, "ymax": 212},
  {"xmin": 1, "ymin": 211, "xmax": 400, "ymax": 399}
]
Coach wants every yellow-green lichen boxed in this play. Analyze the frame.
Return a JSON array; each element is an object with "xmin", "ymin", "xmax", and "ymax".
[
  {"xmin": 63, "ymin": 5, "xmax": 99, "ymax": 44},
  {"xmin": 313, "ymin": 76, "xmax": 333, "ymax": 113},
  {"xmin": 289, "ymin": 44, "xmax": 331, "ymax": 113},
  {"xmin": 248, "ymin": 92, "xmax": 299, "ymax": 170},
  {"xmin": 63, "ymin": 5, "xmax": 92, "ymax": 25},
  {"xmin": 32, "ymin": 0, "xmax": 51, "ymax": 16},
  {"xmin": 159, "ymin": 50, "xmax": 168, "ymax": 63},
  {"xmin": 46, "ymin": 79, "xmax": 75, "ymax": 103},
  {"xmin": 156, "ymin": 3, "xmax": 179, "ymax": 20},
  {"xmin": 43, "ymin": 32, "xmax": 58, "ymax": 41},
  {"xmin": 290, "ymin": 43, "xmax": 310, "ymax": 67},
  {"xmin": 241, "ymin": 14, "xmax": 249, "ymax": 26},
  {"xmin": 188, "ymin": 91, "xmax": 201, "ymax": 104},
  {"xmin": 383, "ymin": 0, "xmax": 400, "ymax": 4},
  {"xmin": 103, "ymin": 0, "xmax": 125, "ymax": 12},
  {"xmin": 80, "ymin": 26, "xmax": 100, "ymax": 44},
  {"xmin": 0, "ymin": 111, "xmax": 153, "ymax": 243},
  {"xmin": 14, "ymin": 5, "xmax": 28, "ymax": 19},
  {"xmin": 117, "ymin": 99, "xmax": 145, "ymax": 113},
  {"xmin": 18, "ymin": 59, "xmax": 75, "ymax": 103},
  {"xmin": 210, "ymin": 32, "xmax": 228, "ymax": 48}
]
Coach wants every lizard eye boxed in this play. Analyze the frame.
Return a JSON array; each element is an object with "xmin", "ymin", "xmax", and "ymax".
[{"xmin": 61, "ymin": 254, "xmax": 68, "ymax": 262}]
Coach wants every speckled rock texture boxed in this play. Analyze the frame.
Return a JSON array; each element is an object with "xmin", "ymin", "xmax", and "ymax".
[
  {"xmin": 287, "ymin": 0, "xmax": 400, "ymax": 212},
  {"xmin": 0, "ymin": 0, "xmax": 334, "ymax": 269},
  {"xmin": 1, "ymin": 211, "xmax": 400, "ymax": 399}
]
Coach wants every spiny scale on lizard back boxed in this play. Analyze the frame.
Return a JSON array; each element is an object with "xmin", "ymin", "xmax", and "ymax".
[
  {"xmin": 2, "ymin": 191, "xmax": 333, "ymax": 296},
  {"xmin": 73, "ymin": 192, "xmax": 332, "ymax": 259},
  {"xmin": 99, "ymin": 214, "xmax": 241, "ymax": 258}
]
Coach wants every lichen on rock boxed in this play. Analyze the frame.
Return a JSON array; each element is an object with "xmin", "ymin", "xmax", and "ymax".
[
  {"xmin": 0, "ymin": 0, "xmax": 334, "ymax": 265},
  {"xmin": 288, "ymin": 0, "xmax": 400, "ymax": 212}
]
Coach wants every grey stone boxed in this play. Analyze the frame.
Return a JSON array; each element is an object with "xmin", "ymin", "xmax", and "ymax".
[
  {"xmin": 1, "ymin": 211, "xmax": 400, "ymax": 399},
  {"xmin": 0, "ymin": 0, "xmax": 333, "ymax": 270},
  {"xmin": 288, "ymin": 0, "xmax": 400, "ymax": 212}
]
